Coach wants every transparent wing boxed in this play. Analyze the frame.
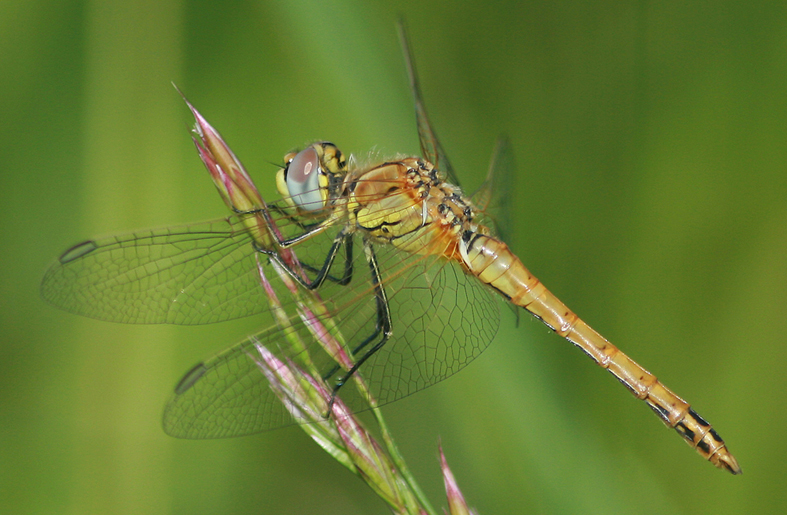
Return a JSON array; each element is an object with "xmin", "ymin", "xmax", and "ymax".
[
  {"xmin": 471, "ymin": 135, "xmax": 517, "ymax": 244},
  {"xmin": 162, "ymin": 230, "xmax": 502, "ymax": 438},
  {"xmin": 397, "ymin": 18, "xmax": 462, "ymax": 187},
  {"xmin": 41, "ymin": 217, "xmax": 267, "ymax": 324},
  {"xmin": 40, "ymin": 212, "xmax": 350, "ymax": 326}
]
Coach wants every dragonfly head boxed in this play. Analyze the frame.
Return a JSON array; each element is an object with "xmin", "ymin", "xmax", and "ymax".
[{"xmin": 277, "ymin": 142, "xmax": 347, "ymax": 212}]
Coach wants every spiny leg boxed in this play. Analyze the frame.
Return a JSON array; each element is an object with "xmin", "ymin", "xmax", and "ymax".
[
  {"xmin": 233, "ymin": 201, "xmax": 340, "ymax": 251},
  {"xmin": 321, "ymin": 290, "xmax": 386, "ymax": 384},
  {"xmin": 297, "ymin": 233, "xmax": 354, "ymax": 286},
  {"xmin": 237, "ymin": 198, "xmax": 355, "ymax": 288},
  {"xmin": 267, "ymin": 203, "xmax": 313, "ymax": 232},
  {"xmin": 326, "ymin": 240, "xmax": 393, "ymax": 411},
  {"xmin": 257, "ymin": 226, "xmax": 354, "ymax": 290}
]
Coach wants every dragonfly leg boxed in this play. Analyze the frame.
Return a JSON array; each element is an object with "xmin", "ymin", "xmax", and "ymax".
[
  {"xmin": 327, "ymin": 240, "xmax": 393, "ymax": 411},
  {"xmin": 258, "ymin": 227, "xmax": 354, "ymax": 290},
  {"xmin": 266, "ymin": 203, "xmax": 312, "ymax": 232},
  {"xmin": 260, "ymin": 205, "xmax": 342, "ymax": 249},
  {"xmin": 295, "ymin": 234, "xmax": 354, "ymax": 287},
  {"xmin": 239, "ymin": 201, "xmax": 355, "ymax": 286},
  {"xmin": 232, "ymin": 201, "xmax": 340, "ymax": 249},
  {"xmin": 320, "ymin": 301, "xmax": 385, "ymax": 384}
]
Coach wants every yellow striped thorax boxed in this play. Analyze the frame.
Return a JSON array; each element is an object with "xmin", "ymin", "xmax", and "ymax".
[{"xmin": 350, "ymin": 157, "xmax": 481, "ymax": 256}]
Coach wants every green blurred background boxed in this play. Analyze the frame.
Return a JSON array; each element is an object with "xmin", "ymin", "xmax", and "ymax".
[{"xmin": 2, "ymin": 1, "xmax": 786, "ymax": 513}]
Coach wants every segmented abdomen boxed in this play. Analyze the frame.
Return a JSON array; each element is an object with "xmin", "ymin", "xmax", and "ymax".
[{"xmin": 457, "ymin": 231, "xmax": 741, "ymax": 474}]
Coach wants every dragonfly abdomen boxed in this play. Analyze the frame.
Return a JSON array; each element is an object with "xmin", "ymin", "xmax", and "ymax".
[{"xmin": 458, "ymin": 231, "xmax": 741, "ymax": 474}]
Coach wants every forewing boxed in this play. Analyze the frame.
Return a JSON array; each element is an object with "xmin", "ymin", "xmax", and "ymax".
[{"xmin": 41, "ymin": 213, "xmax": 342, "ymax": 326}]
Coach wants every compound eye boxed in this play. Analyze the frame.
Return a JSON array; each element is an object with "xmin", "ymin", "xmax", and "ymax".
[{"xmin": 285, "ymin": 146, "xmax": 324, "ymax": 211}]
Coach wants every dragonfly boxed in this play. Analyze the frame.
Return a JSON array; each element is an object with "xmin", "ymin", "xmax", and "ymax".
[{"xmin": 41, "ymin": 21, "xmax": 740, "ymax": 474}]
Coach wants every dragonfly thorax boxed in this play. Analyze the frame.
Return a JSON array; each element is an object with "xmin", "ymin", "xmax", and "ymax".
[{"xmin": 348, "ymin": 157, "xmax": 480, "ymax": 256}]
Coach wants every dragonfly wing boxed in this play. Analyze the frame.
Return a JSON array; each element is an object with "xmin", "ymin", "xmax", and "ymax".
[
  {"xmin": 41, "ymin": 216, "xmax": 272, "ymax": 325},
  {"xmin": 471, "ymin": 135, "xmax": 517, "ymax": 245},
  {"xmin": 163, "ymin": 233, "xmax": 502, "ymax": 438},
  {"xmin": 345, "ymin": 246, "xmax": 502, "ymax": 409},
  {"xmin": 397, "ymin": 18, "xmax": 462, "ymax": 187},
  {"xmin": 162, "ymin": 332, "xmax": 295, "ymax": 438}
]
